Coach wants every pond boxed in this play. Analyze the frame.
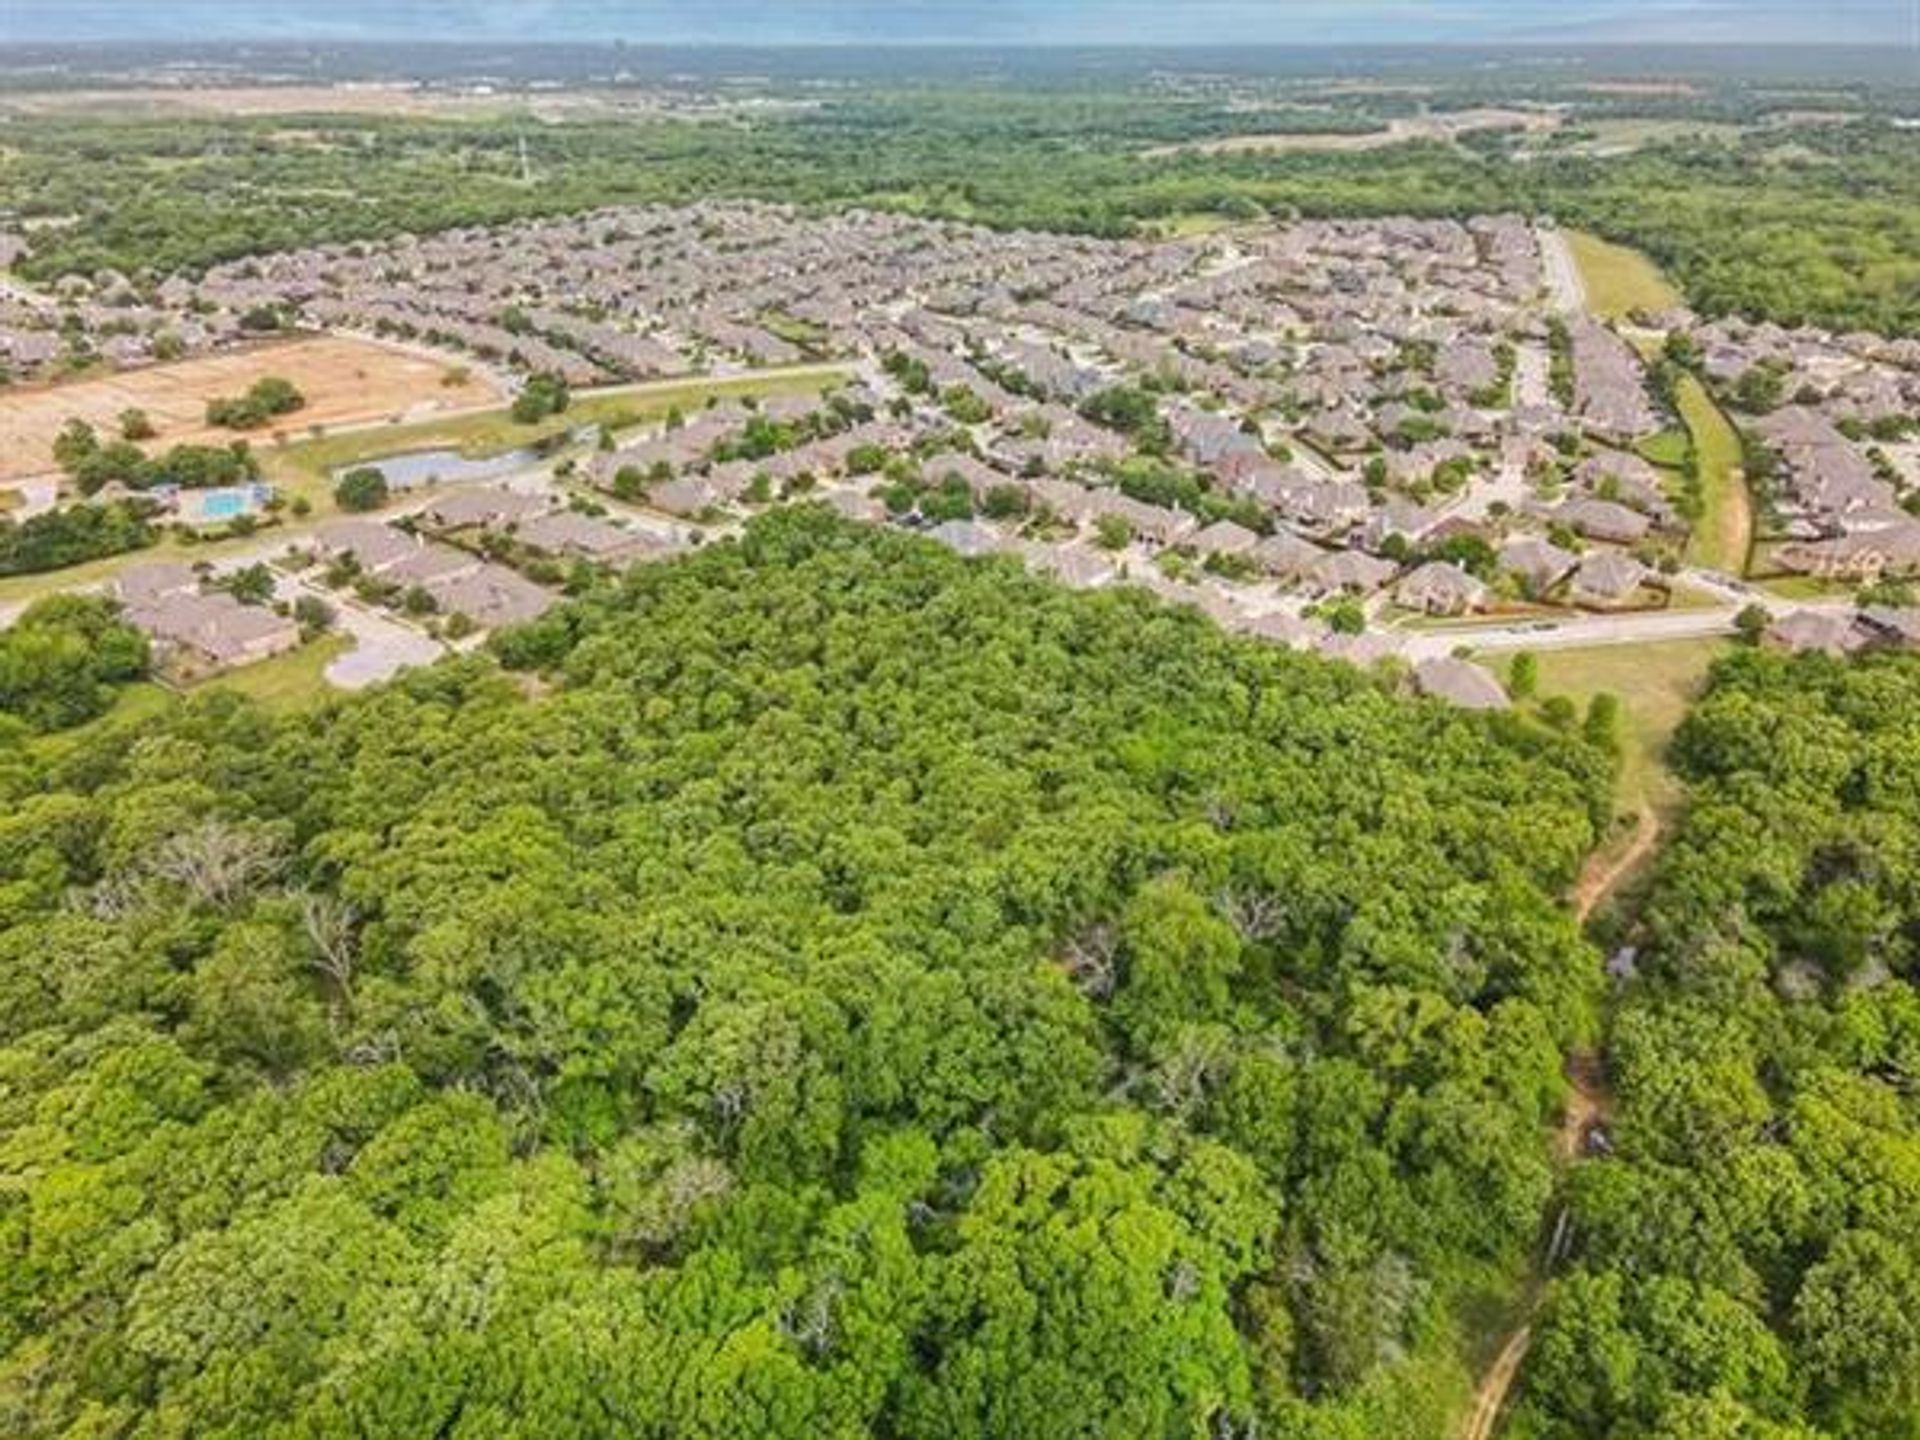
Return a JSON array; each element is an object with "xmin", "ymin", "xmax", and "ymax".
[
  {"xmin": 335, "ymin": 426, "xmax": 599, "ymax": 491},
  {"xmin": 335, "ymin": 446, "xmax": 541, "ymax": 490}
]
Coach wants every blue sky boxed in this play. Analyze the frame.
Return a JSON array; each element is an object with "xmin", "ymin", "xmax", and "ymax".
[{"xmin": 8, "ymin": 1, "xmax": 1917, "ymax": 45}]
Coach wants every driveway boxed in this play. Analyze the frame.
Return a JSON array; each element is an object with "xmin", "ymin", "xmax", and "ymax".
[
  {"xmin": 269, "ymin": 575, "xmax": 444, "ymax": 690},
  {"xmin": 323, "ymin": 599, "xmax": 446, "ymax": 689}
]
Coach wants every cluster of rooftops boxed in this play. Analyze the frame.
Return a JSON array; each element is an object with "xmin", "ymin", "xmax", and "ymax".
[{"xmin": 10, "ymin": 202, "xmax": 1914, "ymax": 699}]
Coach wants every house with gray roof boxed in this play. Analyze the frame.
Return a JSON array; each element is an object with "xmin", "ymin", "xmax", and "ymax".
[
  {"xmin": 1414, "ymin": 656, "xmax": 1509, "ymax": 710},
  {"xmin": 1498, "ymin": 537, "xmax": 1579, "ymax": 597},
  {"xmin": 1395, "ymin": 561, "xmax": 1489, "ymax": 616},
  {"xmin": 1570, "ymin": 551, "xmax": 1652, "ymax": 609},
  {"xmin": 424, "ymin": 563, "xmax": 557, "ymax": 630}
]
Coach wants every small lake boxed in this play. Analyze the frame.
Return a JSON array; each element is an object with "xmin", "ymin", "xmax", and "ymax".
[
  {"xmin": 336, "ymin": 426, "xmax": 600, "ymax": 490},
  {"xmin": 335, "ymin": 446, "xmax": 540, "ymax": 490}
]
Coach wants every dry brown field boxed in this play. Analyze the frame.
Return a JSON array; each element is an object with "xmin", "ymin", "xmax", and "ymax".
[{"xmin": 0, "ymin": 335, "xmax": 502, "ymax": 483}]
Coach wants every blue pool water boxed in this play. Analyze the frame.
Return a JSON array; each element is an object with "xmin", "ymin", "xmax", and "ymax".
[{"xmin": 199, "ymin": 490, "xmax": 250, "ymax": 520}]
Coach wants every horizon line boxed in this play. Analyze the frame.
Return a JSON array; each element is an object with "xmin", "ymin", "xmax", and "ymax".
[{"xmin": 11, "ymin": 38, "xmax": 1908, "ymax": 51}]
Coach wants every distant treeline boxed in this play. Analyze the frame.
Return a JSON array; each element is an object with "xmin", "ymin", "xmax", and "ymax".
[{"xmin": 4, "ymin": 98, "xmax": 1918, "ymax": 334}]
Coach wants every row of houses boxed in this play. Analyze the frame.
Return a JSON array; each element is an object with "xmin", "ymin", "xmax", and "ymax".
[{"xmin": 114, "ymin": 562, "xmax": 301, "ymax": 675}]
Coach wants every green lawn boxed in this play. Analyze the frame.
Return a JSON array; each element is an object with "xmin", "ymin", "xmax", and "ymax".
[
  {"xmin": 186, "ymin": 634, "xmax": 352, "ymax": 713},
  {"xmin": 1636, "ymin": 430, "xmax": 1689, "ymax": 469},
  {"xmin": 1675, "ymin": 375, "xmax": 1750, "ymax": 574},
  {"xmin": 1497, "ymin": 637, "xmax": 1725, "ymax": 823},
  {"xmin": 1566, "ymin": 230, "xmax": 1682, "ymax": 321},
  {"xmin": 1754, "ymin": 572, "xmax": 1851, "ymax": 602}
]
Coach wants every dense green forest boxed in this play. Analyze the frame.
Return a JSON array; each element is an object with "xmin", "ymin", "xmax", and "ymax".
[
  {"xmin": 1514, "ymin": 651, "xmax": 1920, "ymax": 1440},
  {"xmin": 4, "ymin": 99, "xmax": 1918, "ymax": 334},
  {"xmin": 0, "ymin": 510, "xmax": 1617, "ymax": 1438}
]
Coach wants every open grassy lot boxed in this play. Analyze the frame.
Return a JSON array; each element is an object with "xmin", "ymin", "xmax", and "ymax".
[
  {"xmin": 1547, "ymin": 117, "xmax": 1743, "ymax": 156},
  {"xmin": 1753, "ymin": 571, "xmax": 1853, "ymax": 602},
  {"xmin": 1565, "ymin": 230, "xmax": 1682, "ymax": 320},
  {"xmin": 0, "ymin": 335, "xmax": 498, "ymax": 482},
  {"xmin": 1675, "ymin": 374, "xmax": 1751, "ymax": 574},
  {"xmin": 1497, "ymin": 636, "xmax": 1726, "ymax": 825}
]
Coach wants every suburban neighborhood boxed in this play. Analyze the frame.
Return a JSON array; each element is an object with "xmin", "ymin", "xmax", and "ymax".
[{"xmin": 4, "ymin": 202, "xmax": 1918, "ymax": 703}]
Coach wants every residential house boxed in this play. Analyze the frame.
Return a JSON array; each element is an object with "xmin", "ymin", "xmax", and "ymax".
[
  {"xmin": 1556, "ymin": 497, "xmax": 1652, "ymax": 546},
  {"xmin": 1498, "ymin": 537, "xmax": 1579, "ymax": 597},
  {"xmin": 1395, "ymin": 561, "xmax": 1489, "ymax": 616},
  {"xmin": 425, "ymin": 563, "xmax": 558, "ymax": 629},
  {"xmin": 1570, "ymin": 551, "xmax": 1652, "ymax": 609},
  {"xmin": 1303, "ymin": 549, "xmax": 1398, "ymax": 598},
  {"xmin": 124, "ymin": 590, "xmax": 300, "ymax": 673},
  {"xmin": 1187, "ymin": 519, "xmax": 1260, "ymax": 561},
  {"xmin": 1414, "ymin": 656, "xmax": 1509, "ymax": 710},
  {"xmin": 419, "ymin": 487, "xmax": 550, "ymax": 532},
  {"xmin": 516, "ymin": 511, "xmax": 664, "ymax": 568}
]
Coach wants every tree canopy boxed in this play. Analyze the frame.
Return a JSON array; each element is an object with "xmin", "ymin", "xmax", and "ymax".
[
  {"xmin": 1516, "ymin": 648, "xmax": 1920, "ymax": 1440},
  {"xmin": 0, "ymin": 508, "xmax": 1615, "ymax": 1438}
]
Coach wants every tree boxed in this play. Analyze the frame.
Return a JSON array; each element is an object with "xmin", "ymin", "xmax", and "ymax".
[
  {"xmin": 1094, "ymin": 514, "xmax": 1133, "ymax": 551},
  {"xmin": 119, "ymin": 406, "xmax": 157, "ymax": 441},
  {"xmin": 333, "ymin": 466, "xmax": 391, "ymax": 513},
  {"xmin": 1584, "ymin": 692, "xmax": 1623, "ymax": 753},
  {"xmin": 219, "ymin": 562, "xmax": 276, "ymax": 606},
  {"xmin": 0, "ymin": 592, "xmax": 150, "ymax": 731},
  {"xmin": 1509, "ymin": 651, "xmax": 1539, "ymax": 701},
  {"xmin": 0, "ymin": 509, "xmax": 1625, "ymax": 1440},
  {"xmin": 510, "ymin": 372, "xmax": 570, "ymax": 425},
  {"xmin": 1734, "ymin": 603, "xmax": 1771, "ymax": 644},
  {"xmin": 207, "ymin": 375, "xmax": 306, "ymax": 429},
  {"xmin": 292, "ymin": 594, "xmax": 334, "ymax": 637},
  {"xmin": 1793, "ymin": 1229, "xmax": 1920, "ymax": 1431}
]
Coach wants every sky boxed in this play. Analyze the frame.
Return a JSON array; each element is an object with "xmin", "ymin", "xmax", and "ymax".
[{"xmin": 7, "ymin": 0, "xmax": 1918, "ymax": 46}]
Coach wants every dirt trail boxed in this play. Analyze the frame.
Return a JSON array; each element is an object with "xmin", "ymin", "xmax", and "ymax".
[
  {"xmin": 1461, "ymin": 1324, "xmax": 1535, "ymax": 1440},
  {"xmin": 1458, "ymin": 831, "xmax": 1636, "ymax": 1440},
  {"xmin": 1572, "ymin": 807, "xmax": 1662, "ymax": 924}
]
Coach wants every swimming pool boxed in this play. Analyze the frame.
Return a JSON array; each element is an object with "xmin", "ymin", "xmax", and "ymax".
[{"xmin": 198, "ymin": 490, "xmax": 251, "ymax": 520}]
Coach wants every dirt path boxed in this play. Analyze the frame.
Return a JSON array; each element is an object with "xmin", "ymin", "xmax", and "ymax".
[
  {"xmin": 1458, "ymin": 830, "xmax": 1638, "ymax": 1440},
  {"xmin": 1572, "ymin": 807, "xmax": 1662, "ymax": 924},
  {"xmin": 1458, "ymin": 1053, "xmax": 1612, "ymax": 1440},
  {"xmin": 1461, "ymin": 1323, "xmax": 1535, "ymax": 1440}
]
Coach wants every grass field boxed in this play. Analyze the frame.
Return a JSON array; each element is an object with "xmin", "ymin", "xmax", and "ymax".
[
  {"xmin": 0, "ymin": 335, "xmax": 499, "ymax": 482},
  {"xmin": 1754, "ymin": 572, "xmax": 1853, "ymax": 602},
  {"xmin": 1635, "ymin": 429, "xmax": 1689, "ymax": 469},
  {"xmin": 1565, "ymin": 231, "xmax": 1682, "ymax": 321},
  {"xmin": 189, "ymin": 635, "xmax": 352, "ymax": 713},
  {"xmin": 74, "ymin": 635, "xmax": 353, "ymax": 731},
  {"xmin": 1549, "ymin": 117, "xmax": 1742, "ymax": 156},
  {"xmin": 1675, "ymin": 375, "xmax": 1750, "ymax": 574},
  {"xmin": 1499, "ymin": 636, "xmax": 1725, "ymax": 824}
]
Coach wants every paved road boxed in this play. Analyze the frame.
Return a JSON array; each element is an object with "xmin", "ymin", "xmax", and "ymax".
[
  {"xmin": 1537, "ymin": 225, "xmax": 1586, "ymax": 317},
  {"xmin": 1395, "ymin": 573, "xmax": 1854, "ymax": 662}
]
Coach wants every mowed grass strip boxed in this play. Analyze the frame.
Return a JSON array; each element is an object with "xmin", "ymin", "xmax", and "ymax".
[
  {"xmin": 1565, "ymin": 230, "xmax": 1681, "ymax": 320},
  {"xmin": 1675, "ymin": 374, "xmax": 1751, "ymax": 574}
]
